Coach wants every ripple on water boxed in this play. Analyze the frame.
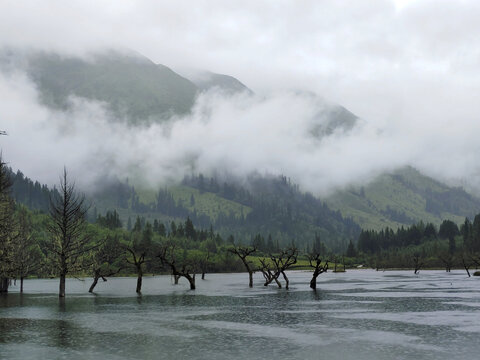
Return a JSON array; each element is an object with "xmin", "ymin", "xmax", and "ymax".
[{"xmin": 2, "ymin": 270, "xmax": 480, "ymax": 360}]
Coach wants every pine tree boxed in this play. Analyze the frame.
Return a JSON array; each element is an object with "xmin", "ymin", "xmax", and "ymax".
[
  {"xmin": 185, "ymin": 217, "xmax": 196, "ymax": 240},
  {"xmin": 346, "ymin": 239, "xmax": 357, "ymax": 257}
]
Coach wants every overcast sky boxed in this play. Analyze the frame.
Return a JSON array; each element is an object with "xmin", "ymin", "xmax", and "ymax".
[{"xmin": 1, "ymin": 0, "xmax": 480, "ymax": 194}]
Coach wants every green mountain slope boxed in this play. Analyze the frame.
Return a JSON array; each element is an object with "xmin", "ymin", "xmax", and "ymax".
[
  {"xmin": 136, "ymin": 185, "xmax": 252, "ymax": 221},
  {"xmin": 1, "ymin": 49, "xmax": 255, "ymax": 124},
  {"xmin": 24, "ymin": 50, "xmax": 198, "ymax": 123},
  {"xmin": 326, "ymin": 166, "xmax": 480, "ymax": 230}
]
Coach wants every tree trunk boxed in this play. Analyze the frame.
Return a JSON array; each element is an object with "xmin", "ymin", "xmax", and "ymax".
[
  {"xmin": 0, "ymin": 277, "xmax": 8, "ymax": 293},
  {"xmin": 201, "ymin": 271, "xmax": 205, "ymax": 280},
  {"xmin": 89, "ymin": 275, "xmax": 100, "ymax": 293},
  {"xmin": 185, "ymin": 274, "xmax": 196, "ymax": 290},
  {"xmin": 240, "ymin": 256, "xmax": 254, "ymax": 287},
  {"xmin": 462, "ymin": 257, "xmax": 471, "ymax": 278},
  {"xmin": 310, "ymin": 276, "xmax": 317, "ymax": 290},
  {"xmin": 20, "ymin": 277, "xmax": 24, "ymax": 293},
  {"xmin": 274, "ymin": 276, "xmax": 282, "ymax": 288},
  {"xmin": 174, "ymin": 274, "xmax": 180, "ymax": 284},
  {"xmin": 281, "ymin": 271, "xmax": 289, "ymax": 290},
  {"xmin": 59, "ymin": 273, "xmax": 66, "ymax": 298},
  {"xmin": 136, "ymin": 269, "xmax": 143, "ymax": 293}
]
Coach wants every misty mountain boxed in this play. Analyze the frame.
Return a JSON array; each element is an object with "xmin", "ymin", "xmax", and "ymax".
[
  {"xmin": 1, "ymin": 48, "xmax": 356, "ymax": 134},
  {"xmin": 182, "ymin": 70, "xmax": 252, "ymax": 95},
  {"xmin": 23, "ymin": 50, "xmax": 198, "ymax": 123},
  {"xmin": 3, "ymin": 47, "xmax": 479, "ymax": 243},
  {"xmin": 0, "ymin": 49, "xmax": 257, "ymax": 125}
]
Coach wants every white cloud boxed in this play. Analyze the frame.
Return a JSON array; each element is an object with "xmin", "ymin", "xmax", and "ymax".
[{"xmin": 1, "ymin": 0, "xmax": 480, "ymax": 194}]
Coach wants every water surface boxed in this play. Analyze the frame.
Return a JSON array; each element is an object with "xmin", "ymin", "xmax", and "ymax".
[{"xmin": 1, "ymin": 270, "xmax": 479, "ymax": 359}]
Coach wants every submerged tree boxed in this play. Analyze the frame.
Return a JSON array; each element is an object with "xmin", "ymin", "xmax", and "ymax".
[
  {"xmin": 88, "ymin": 235, "xmax": 124, "ymax": 293},
  {"xmin": 157, "ymin": 242, "xmax": 196, "ymax": 290},
  {"xmin": 46, "ymin": 168, "xmax": 95, "ymax": 297},
  {"xmin": 198, "ymin": 250, "xmax": 210, "ymax": 280},
  {"xmin": 228, "ymin": 245, "xmax": 256, "ymax": 287},
  {"xmin": 438, "ymin": 251, "xmax": 454, "ymax": 272},
  {"xmin": 307, "ymin": 253, "xmax": 329, "ymax": 290},
  {"xmin": 124, "ymin": 231, "xmax": 150, "ymax": 294},
  {"xmin": 259, "ymin": 257, "xmax": 281, "ymax": 288},
  {"xmin": 413, "ymin": 253, "xmax": 424, "ymax": 274},
  {"xmin": 260, "ymin": 247, "xmax": 297, "ymax": 289},
  {"xmin": 461, "ymin": 252, "xmax": 472, "ymax": 277},
  {"xmin": 270, "ymin": 247, "xmax": 298, "ymax": 289}
]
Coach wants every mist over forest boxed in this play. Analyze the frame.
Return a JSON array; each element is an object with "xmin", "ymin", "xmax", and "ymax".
[{"xmin": 1, "ymin": 0, "xmax": 480, "ymax": 198}]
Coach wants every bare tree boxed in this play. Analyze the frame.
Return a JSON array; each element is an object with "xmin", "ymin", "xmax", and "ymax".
[
  {"xmin": 307, "ymin": 253, "xmax": 329, "ymax": 290},
  {"xmin": 470, "ymin": 253, "xmax": 480, "ymax": 268},
  {"xmin": 157, "ymin": 242, "xmax": 196, "ymax": 290},
  {"xmin": 46, "ymin": 168, "xmax": 95, "ymax": 297},
  {"xmin": 228, "ymin": 245, "xmax": 256, "ymax": 287},
  {"xmin": 438, "ymin": 252, "xmax": 454, "ymax": 272},
  {"xmin": 124, "ymin": 236, "xmax": 148, "ymax": 294},
  {"xmin": 413, "ymin": 253, "xmax": 423, "ymax": 274},
  {"xmin": 259, "ymin": 247, "xmax": 297, "ymax": 289},
  {"xmin": 461, "ymin": 253, "xmax": 471, "ymax": 277},
  {"xmin": 259, "ymin": 257, "xmax": 281, "ymax": 288},
  {"xmin": 270, "ymin": 248, "xmax": 297, "ymax": 289},
  {"xmin": 199, "ymin": 250, "xmax": 210, "ymax": 280},
  {"xmin": 88, "ymin": 235, "xmax": 124, "ymax": 293}
]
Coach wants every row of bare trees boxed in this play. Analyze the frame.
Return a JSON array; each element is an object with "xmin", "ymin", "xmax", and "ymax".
[
  {"xmin": 49, "ymin": 168, "xmax": 217, "ymax": 295},
  {"xmin": 411, "ymin": 252, "xmax": 480, "ymax": 276},
  {"xmin": 229, "ymin": 245, "xmax": 331, "ymax": 291}
]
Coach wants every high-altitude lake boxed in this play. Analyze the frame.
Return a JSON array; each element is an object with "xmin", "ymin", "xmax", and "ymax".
[{"xmin": 1, "ymin": 270, "xmax": 479, "ymax": 360}]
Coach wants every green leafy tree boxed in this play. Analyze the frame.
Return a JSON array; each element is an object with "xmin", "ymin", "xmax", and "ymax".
[
  {"xmin": 0, "ymin": 157, "xmax": 17, "ymax": 292},
  {"xmin": 11, "ymin": 207, "xmax": 43, "ymax": 292},
  {"xmin": 439, "ymin": 220, "xmax": 459, "ymax": 255}
]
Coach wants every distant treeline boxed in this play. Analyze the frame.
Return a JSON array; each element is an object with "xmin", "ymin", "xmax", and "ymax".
[{"xmin": 9, "ymin": 169, "xmax": 360, "ymax": 252}]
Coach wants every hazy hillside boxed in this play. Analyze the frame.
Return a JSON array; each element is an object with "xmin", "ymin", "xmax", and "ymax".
[
  {"xmin": 0, "ymin": 49, "xmax": 257, "ymax": 125},
  {"xmin": 10, "ymin": 163, "xmax": 480, "ymax": 253},
  {"xmin": 184, "ymin": 70, "xmax": 252, "ymax": 94},
  {"xmin": 326, "ymin": 166, "xmax": 480, "ymax": 230},
  {"xmin": 9, "ymin": 169, "xmax": 360, "ymax": 251},
  {"xmin": 23, "ymin": 50, "xmax": 198, "ymax": 123}
]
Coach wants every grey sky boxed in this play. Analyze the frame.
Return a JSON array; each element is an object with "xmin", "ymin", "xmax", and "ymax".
[{"xmin": 1, "ymin": 0, "xmax": 480, "ymax": 193}]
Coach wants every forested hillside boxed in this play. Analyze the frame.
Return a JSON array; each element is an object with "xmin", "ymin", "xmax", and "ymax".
[
  {"xmin": 326, "ymin": 166, "xmax": 480, "ymax": 231},
  {"xmin": 9, "ymin": 165, "xmax": 480, "ymax": 255},
  {"xmin": 9, "ymin": 169, "xmax": 359, "ymax": 252}
]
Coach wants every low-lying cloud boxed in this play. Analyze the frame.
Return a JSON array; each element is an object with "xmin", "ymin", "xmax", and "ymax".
[
  {"xmin": 1, "ymin": 0, "xmax": 480, "ymax": 195},
  {"xmin": 1, "ymin": 65, "xmax": 480, "ymax": 197}
]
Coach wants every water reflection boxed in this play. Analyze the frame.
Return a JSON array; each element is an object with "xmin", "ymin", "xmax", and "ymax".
[{"xmin": 0, "ymin": 270, "xmax": 479, "ymax": 360}]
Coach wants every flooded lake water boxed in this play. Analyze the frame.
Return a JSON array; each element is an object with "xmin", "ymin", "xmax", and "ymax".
[{"xmin": 1, "ymin": 270, "xmax": 479, "ymax": 359}]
